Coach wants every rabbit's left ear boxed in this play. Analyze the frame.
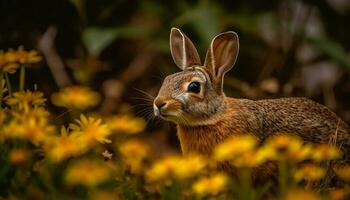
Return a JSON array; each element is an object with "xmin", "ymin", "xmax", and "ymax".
[
  {"xmin": 170, "ymin": 28, "xmax": 201, "ymax": 70},
  {"xmin": 204, "ymin": 31, "xmax": 239, "ymax": 94}
]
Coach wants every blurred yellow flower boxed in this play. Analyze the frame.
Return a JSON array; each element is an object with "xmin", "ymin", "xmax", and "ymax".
[
  {"xmin": 15, "ymin": 46, "xmax": 42, "ymax": 65},
  {"xmin": 9, "ymin": 149, "xmax": 30, "ymax": 165},
  {"xmin": 70, "ymin": 114, "xmax": 111, "ymax": 144},
  {"xmin": 329, "ymin": 188, "xmax": 350, "ymax": 200},
  {"xmin": 192, "ymin": 173, "xmax": 228, "ymax": 196},
  {"xmin": 0, "ymin": 63, "xmax": 18, "ymax": 74},
  {"xmin": 65, "ymin": 159, "xmax": 113, "ymax": 187},
  {"xmin": 45, "ymin": 127, "xmax": 88, "ymax": 162},
  {"xmin": 285, "ymin": 189, "xmax": 322, "ymax": 200},
  {"xmin": 146, "ymin": 154, "xmax": 208, "ymax": 182},
  {"xmin": 214, "ymin": 135, "xmax": 257, "ymax": 161},
  {"xmin": 89, "ymin": 191, "xmax": 121, "ymax": 200},
  {"xmin": 0, "ymin": 109, "xmax": 5, "ymax": 125},
  {"xmin": 11, "ymin": 107, "xmax": 50, "ymax": 121},
  {"xmin": 312, "ymin": 144, "xmax": 341, "ymax": 162},
  {"xmin": 335, "ymin": 165, "xmax": 350, "ymax": 182},
  {"xmin": 119, "ymin": 139, "xmax": 150, "ymax": 174},
  {"xmin": 51, "ymin": 86, "xmax": 100, "ymax": 110},
  {"xmin": 4, "ymin": 49, "xmax": 18, "ymax": 63},
  {"xmin": 294, "ymin": 164, "xmax": 325, "ymax": 182},
  {"xmin": 107, "ymin": 115, "xmax": 146, "ymax": 134},
  {"xmin": 6, "ymin": 90, "xmax": 46, "ymax": 111},
  {"xmin": 146, "ymin": 155, "xmax": 181, "ymax": 182},
  {"xmin": 233, "ymin": 150, "xmax": 266, "ymax": 168},
  {"xmin": 119, "ymin": 140, "xmax": 149, "ymax": 159},
  {"xmin": 0, "ymin": 50, "xmax": 19, "ymax": 73},
  {"xmin": 2, "ymin": 118, "xmax": 54, "ymax": 145},
  {"xmin": 262, "ymin": 134, "xmax": 312, "ymax": 162},
  {"xmin": 175, "ymin": 154, "xmax": 207, "ymax": 180}
]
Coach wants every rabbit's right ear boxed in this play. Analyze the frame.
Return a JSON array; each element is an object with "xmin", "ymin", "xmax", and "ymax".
[
  {"xmin": 170, "ymin": 28, "xmax": 201, "ymax": 70},
  {"xmin": 204, "ymin": 31, "xmax": 239, "ymax": 94}
]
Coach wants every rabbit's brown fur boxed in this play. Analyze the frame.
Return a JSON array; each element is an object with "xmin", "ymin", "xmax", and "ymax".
[
  {"xmin": 178, "ymin": 98, "xmax": 350, "ymax": 156},
  {"xmin": 154, "ymin": 28, "xmax": 350, "ymax": 183}
]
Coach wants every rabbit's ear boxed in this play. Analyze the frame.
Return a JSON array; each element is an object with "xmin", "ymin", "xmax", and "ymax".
[
  {"xmin": 170, "ymin": 28, "xmax": 201, "ymax": 70},
  {"xmin": 204, "ymin": 31, "xmax": 239, "ymax": 94}
]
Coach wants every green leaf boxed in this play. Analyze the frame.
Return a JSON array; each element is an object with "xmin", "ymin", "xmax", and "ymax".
[
  {"xmin": 308, "ymin": 37, "xmax": 350, "ymax": 70},
  {"xmin": 83, "ymin": 27, "xmax": 119, "ymax": 56},
  {"xmin": 173, "ymin": 0, "xmax": 222, "ymax": 41},
  {"xmin": 83, "ymin": 26, "xmax": 148, "ymax": 56}
]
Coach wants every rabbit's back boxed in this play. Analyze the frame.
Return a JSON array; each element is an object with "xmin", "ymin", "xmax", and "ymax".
[{"xmin": 239, "ymin": 97, "xmax": 350, "ymax": 160}]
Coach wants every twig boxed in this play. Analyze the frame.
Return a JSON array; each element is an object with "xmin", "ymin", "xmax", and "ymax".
[{"xmin": 38, "ymin": 26, "xmax": 71, "ymax": 87}]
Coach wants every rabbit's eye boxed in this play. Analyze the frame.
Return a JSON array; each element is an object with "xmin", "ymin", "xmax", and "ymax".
[{"xmin": 187, "ymin": 81, "xmax": 201, "ymax": 93}]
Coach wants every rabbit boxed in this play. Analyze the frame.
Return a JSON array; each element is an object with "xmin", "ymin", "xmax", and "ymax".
[{"xmin": 153, "ymin": 27, "xmax": 350, "ymax": 183}]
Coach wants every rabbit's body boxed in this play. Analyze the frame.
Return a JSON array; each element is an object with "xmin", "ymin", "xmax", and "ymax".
[
  {"xmin": 154, "ymin": 28, "xmax": 350, "ymax": 182},
  {"xmin": 178, "ymin": 97, "xmax": 350, "ymax": 160}
]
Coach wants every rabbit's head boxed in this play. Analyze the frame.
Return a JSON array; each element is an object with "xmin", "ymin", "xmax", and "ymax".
[{"xmin": 154, "ymin": 28, "xmax": 239, "ymax": 126}]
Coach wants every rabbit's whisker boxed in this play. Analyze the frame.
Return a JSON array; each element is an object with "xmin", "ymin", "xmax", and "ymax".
[
  {"xmin": 130, "ymin": 97, "xmax": 154, "ymax": 102},
  {"xmin": 133, "ymin": 87, "xmax": 155, "ymax": 100}
]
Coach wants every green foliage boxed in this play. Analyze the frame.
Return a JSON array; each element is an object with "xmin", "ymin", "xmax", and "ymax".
[{"xmin": 308, "ymin": 37, "xmax": 350, "ymax": 70}]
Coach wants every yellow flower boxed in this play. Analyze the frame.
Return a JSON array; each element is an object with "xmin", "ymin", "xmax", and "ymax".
[
  {"xmin": 89, "ymin": 191, "xmax": 121, "ymax": 200},
  {"xmin": 175, "ymin": 154, "xmax": 207, "ymax": 180},
  {"xmin": 0, "ymin": 47, "xmax": 41, "ymax": 72},
  {"xmin": 106, "ymin": 115, "xmax": 146, "ymax": 134},
  {"xmin": 119, "ymin": 139, "xmax": 150, "ymax": 174},
  {"xmin": 6, "ymin": 90, "xmax": 46, "ymax": 111},
  {"xmin": 69, "ymin": 114, "xmax": 111, "ymax": 144},
  {"xmin": 15, "ymin": 46, "xmax": 42, "ymax": 64},
  {"xmin": 146, "ymin": 155, "xmax": 181, "ymax": 182},
  {"xmin": 329, "ymin": 188, "xmax": 350, "ymax": 200},
  {"xmin": 335, "ymin": 165, "xmax": 350, "ymax": 182},
  {"xmin": 262, "ymin": 134, "xmax": 312, "ymax": 162},
  {"xmin": 294, "ymin": 164, "xmax": 325, "ymax": 182},
  {"xmin": 9, "ymin": 149, "xmax": 30, "ymax": 165},
  {"xmin": 233, "ymin": 150, "xmax": 266, "ymax": 168},
  {"xmin": 4, "ymin": 49, "xmax": 18, "ymax": 63},
  {"xmin": 285, "ymin": 189, "xmax": 322, "ymax": 200},
  {"xmin": 0, "ymin": 109, "xmax": 5, "ymax": 125},
  {"xmin": 119, "ymin": 140, "xmax": 149, "ymax": 159},
  {"xmin": 146, "ymin": 154, "xmax": 207, "ymax": 182},
  {"xmin": 312, "ymin": 144, "xmax": 341, "ymax": 162},
  {"xmin": 51, "ymin": 86, "xmax": 100, "ymax": 110},
  {"xmin": 0, "ymin": 63, "xmax": 18, "ymax": 73},
  {"xmin": 1, "ymin": 106, "xmax": 52, "ymax": 145},
  {"xmin": 0, "ymin": 50, "xmax": 19, "ymax": 73},
  {"xmin": 44, "ymin": 127, "xmax": 88, "ymax": 162},
  {"xmin": 10, "ymin": 107, "xmax": 50, "ymax": 121},
  {"xmin": 192, "ymin": 173, "xmax": 228, "ymax": 196},
  {"xmin": 214, "ymin": 135, "xmax": 257, "ymax": 161},
  {"xmin": 65, "ymin": 159, "xmax": 113, "ymax": 187},
  {"xmin": 2, "ymin": 118, "xmax": 54, "ymax": 145}
]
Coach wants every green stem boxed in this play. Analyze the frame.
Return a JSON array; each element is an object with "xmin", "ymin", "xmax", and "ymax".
[
  {"xmin": 19, "ymin": 66, "xmax": 25, "ymax": 91},
  {"xmin": 240, "ymin": 168, "xmax": 253, "ymax": 200},
  {"xmin": 4, "ymin": 72, "xmax": 12, "ymax": 96},
  {"xmin": 278, "ymin": 160, "xmax": 288, "ymax": 197}
]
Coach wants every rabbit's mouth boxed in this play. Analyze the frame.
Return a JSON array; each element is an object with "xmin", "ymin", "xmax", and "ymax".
[
  {"xmin": 153, "ymin": 104, "xmax": 186, "ymax": 123},
  {"xmin": 154, "ymin": 106, "xmax": 179, "ymax": 119},
  {"xmin": 155, "ymin": 108, "xmax": 199, "ymax": 125},
  {"xmin": 153, "ymin": 98, "xmax": 183, "ymax": 118}
]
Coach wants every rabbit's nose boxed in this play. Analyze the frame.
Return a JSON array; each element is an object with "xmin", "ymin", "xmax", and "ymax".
[
  {"xmin": 156, "ymin": 102, "xmax": 167, "ymax": 109},
  {"xmin": 154, "ymin": 98, "xmax": 167, "ymax": 109},
  {"xmin": 154, "ymin": 98, "xmax": 168, "ymax": 116}
]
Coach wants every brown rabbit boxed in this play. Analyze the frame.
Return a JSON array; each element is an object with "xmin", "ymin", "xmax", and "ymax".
[{"xmin": 153, "ymin": 28, "xmax": 350, "ymax": 182}]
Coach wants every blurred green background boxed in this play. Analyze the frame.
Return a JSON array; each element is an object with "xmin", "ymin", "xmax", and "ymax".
[{"xmin": 1, "ymin": 0, "xmax": 349, "ymax": 142}]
